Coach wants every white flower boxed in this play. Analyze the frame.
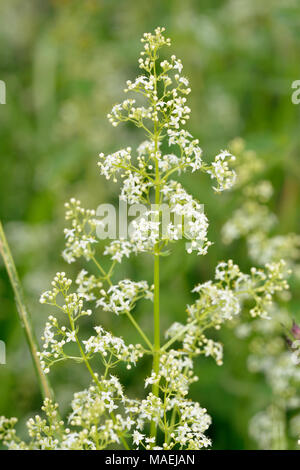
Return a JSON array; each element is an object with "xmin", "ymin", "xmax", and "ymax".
[
  {"xmin": 65, "ymin": 331, "xmax": 76, "ymax": 343},
  {"xmin": 133, "ymin": 430, "xmax": 144, "ymax": 446},
  {"xmin": 207, "ymin": 150, "xmax": 236, "ymax": 192}
]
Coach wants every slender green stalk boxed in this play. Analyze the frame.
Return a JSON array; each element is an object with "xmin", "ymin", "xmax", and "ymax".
[
  {"xmin": 0, "ymin": 221, "xmax": 53, "ymax": 401},
  {"xmin": 150, "ymin": 237, "xmax": 160, "ymax": 439},
  {"xmin": 92, "ymin": 255, "xmax": 152, "ymax": 353},
  {"xmin": 150, "ymin": 56, "xmax": 161, "ymax": 438},
  {"xmin": 150, "ymin": 187, "xmax": 161, "ymax": 440}
]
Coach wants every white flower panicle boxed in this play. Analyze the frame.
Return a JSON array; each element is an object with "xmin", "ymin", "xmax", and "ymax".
[
  {"xmin": 103, "ymin": 240, "xmax": 132, "ymax": 263},
  {"xmin": 1, "ymin": 28, "xmax": 294, "ymax": 451},
  {"xmin": 98, "ymin": 148, "xmax": 132, "ymax": 181},
  {"xmin": 162, "ymin": 180, "xmax": 211, "ymax": 255},
  {"xmin": 207, "ymin": 150, "xmax": 236, "ymax": 192},
  {"xmin": 83, "ymin": 326, "xmax": 144, "ymax": 367},
  {"xmin": 75, "ymin": 269, "xmax": 103, "ymax": 301},
  {"xmin": 97, "ymin": 279, "xmax": 153, "ymax": 315},
  {"xmin": 191, "ymin": 259, "xmax": 289, "ymax": 322},
  {"xmin": 164, "ymin": 260, "xmax": 290, "ymax": 369},
  {"xmin": 62, "ymin": 199, "xmax": 100, "ymax": 264}
]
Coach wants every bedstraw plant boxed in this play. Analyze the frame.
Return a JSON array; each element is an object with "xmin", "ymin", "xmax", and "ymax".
[{"xmin": 0, "ymin": 28, "xmax": 291, "ymax": 450}]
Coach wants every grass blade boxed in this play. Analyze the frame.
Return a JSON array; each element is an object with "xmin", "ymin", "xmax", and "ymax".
[{"xmin": 0, "ymin": 221, "xmax": 53, "ymax": 401}]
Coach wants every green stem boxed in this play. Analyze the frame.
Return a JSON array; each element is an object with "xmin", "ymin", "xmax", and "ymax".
[
  {"xmin": 150, "ymin": 247, "xmax": 160, "ymax": 440},
  {"xmin": 150, "ymin": 52, "xmax": 161, "ymax": 439},
  {"xmin": 0, "ymin": 221, "xmax": 53, "ymax": 401}
]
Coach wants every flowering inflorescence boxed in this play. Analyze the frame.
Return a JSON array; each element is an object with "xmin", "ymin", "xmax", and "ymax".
[
  {"xmin": 62, "ymin": 199, "xmax": 101, "ymax": 264},
  {"xmin": 0, "ymin": 28, "xmax": 294, "ymax": 451},
  {"xmin": 97, "ymin": 280, "xmax": 153, "ymax": 316}
]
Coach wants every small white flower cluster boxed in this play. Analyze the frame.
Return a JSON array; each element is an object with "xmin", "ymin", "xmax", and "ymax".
[
  {"xmin": 108, "ymin": 99, "xmax": 154, "ymax": 127},
  {"xmin": 109, "ymin": 27, "xmax": 188, "ymax": 130},
  {"xmin": 144, "ymin": 350, "xmax": 197, "ymax": 395},
  {"xmin": 162, "ymin": 180, "xmax": 211, "ymax": 255},
  {"xmin": 104, "ymin": 214, "xmax": 161, "ymax": 259},
  {"xmin": 62, "ymin": 199, "xmax": 100, "ymax": 264},
  {"xmin": 120, "ymin": 172, "xmax": 150, "ymax": 204},
  {"xmin": 218, "ymin": 139, "xmax": 300, "ymax": 448},
  {"xmin": 40, "ymin": 272, "xmax": 90, "ymax": 321},
  {"xmin": 173, "ymin": 400, "xmax": 212, "ymax": 449},
  {"xmin": 137, "ymin": 393, "xmax": 164, "ymax": 426},
  {"xmin": 98, "ymin": 148, "xmax": 132, "ymax": 181},
  {"xmin": 0, "ymin": 369, "xmax": 211, "ymax": 450},
  {"xmin": 0, "ymin": 417, "xmax": 19, "ymax": 449},
  {"xmin": 75, "ymin": 269, "xmax": 103, "ymax": 301},
  {"xmin": 39, "ymin": 272, "xmax": 72, "ymax": 305},
  {"xmin": 0, "ymin": 400, "xmax": 64, "ymax": 450},
  {"xmin": 139, "ymin": 349, "xmax": 212, "ymax": 449},
  {"xmin": 167, "ymin": 130, "xmax": 202, "ymax": 173},
  {"xmin": 38, "ymin": 271, "xmax": 148, "ymax": 376},
  {"xmin": 38, "ymin": 316, "xmax": 68, "ymax": 374},
  {"xmin": 132, "ymin": 395, "xmax": 212, "ymax": 450},
  {"xmin": 103, "ymin": 239, "xmax": 132, "ymax": 263},
  {"xmin": 249, "ymin": 347, "xmax": 300, "ymax": 396},
  {"xmin": 291, "ymin": 340, "xmax": 300, "ymax": 366},
  {"xmin": 247, "ymin": 261, "xmax": 290, "ymax": 318},
  {"xmin": 100, "ymin": 24, "xmax": 236, "ymax": 208},
  {"xmin": 220, "ymin": 140, "xmax": 300, "ymax": 447},
  {"xmin": 207, "ymin": 150, "xmax": 236, "ymax": 192},
  {"xmin": 97, "ymin": 279, "xmax": 153, "ymax": 315},
  {"xmin": 69, "ymin": 379, "xmax": 124, "ymax": 424},
  {"xmin": 83, "ymin": 326, "xmax": 144, "ymax": 368},
  {"xmin": 161, "ymin": 261, "xmax": 289, "ymax": 371},
  {"xmin": 222, "ymin": 201, "xmax": 277, "ymax": 245},
  {"xmin": 130, "ymin": 212, "xmax": 160, "ymax": 252},
  {"xmin": 1, "ymin": 383, "xmax": 134, "ymax": 450},
  {"xmin": 190, "ymin": 280, "xmax": 241, "ymax": 325},
  {"xmin": 203, "ymin": 339, "xmax": 224, "ymax": 366},
  {"xmin": 165, "ymin": 322, "xmax": 224, "ymax": 366},
  {"xmin": 192, "ymin": 259, "xmax": 289, "ymax": 321}
]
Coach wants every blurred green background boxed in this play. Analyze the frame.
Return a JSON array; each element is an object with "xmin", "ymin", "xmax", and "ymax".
[{"xmin": 0, "ymin": 0, "xmax": 300, "ymax": 450}]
